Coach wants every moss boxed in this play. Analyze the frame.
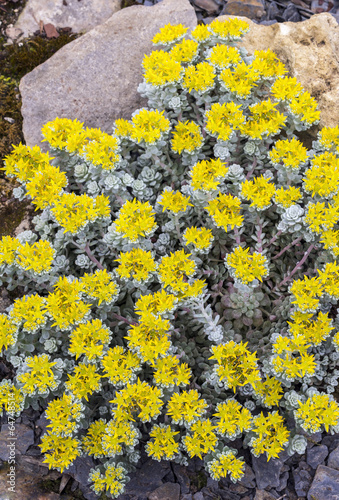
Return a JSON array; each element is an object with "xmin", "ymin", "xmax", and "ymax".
[
  {"xmin": 189, "ymin": 470, "xmax": 208, "ymax": 492},
  {"xmin": 0, "ymin": 196, "xmax": 30, "ymax": 239},
  {"xmin": 0, "ymin": 77, "xmax": 23, "ymax": 174},
  {"xmin": 0, "ymin": 32, "xmax": 78, "ymax": 81},
  {"xmin": 121, "ymin": 0, "xmax": 140, "ymax": 8}
]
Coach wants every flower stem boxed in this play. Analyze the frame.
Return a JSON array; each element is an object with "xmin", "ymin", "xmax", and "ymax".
[
  {"xmin": 272, "ymin": 236, "xmax": 303, "ymax": 261},
  {"xmin": 85, "ymin": 243, "xmax": 104, "ymax": 270},
  {"xmin": 274, "ymin": 243, "xmax": 315, "ymax": 290}
]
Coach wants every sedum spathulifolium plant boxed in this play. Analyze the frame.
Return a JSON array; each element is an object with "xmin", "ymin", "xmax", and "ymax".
[{"xmin": 2, "ymin": 18, "xmax": 339, "ymax": 497}]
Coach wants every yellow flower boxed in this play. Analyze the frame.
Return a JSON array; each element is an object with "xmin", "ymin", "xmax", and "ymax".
[
  {"xmin": 41, "ymin": 117, "xmax": 84, "ymax": 150},
  {"xmin": 40, "ymin": 433, "xmax": 81, "ymax": 473},
  {"xmin": 152, "ymin": 23, "xmax": 188, "ymax": 45},
  {"xmin": 318, "ymin": 125, "xmax": 339, "ymax": 152},
  {"xmin": 219, "ymin": 62, "xmax": 259, "ymax": 98},
  {"xmin": 303, "ymin": 152, "xmax": 339, "ymax": 198},
  {"xmin": 240, "ymin": 99, "xmax": 286, "ymax": 139},
  {"xmin": 289, "ymin": 91, "xmax": 320, "ymax": 125},
  {"xmin": 183, "ymin": 419, "xmax": 218, "ymax": 459},
  {"xmin": 130, "ymin": 109, "xmax": 170, "ymax": 144},
  {"xmin": 102, "ymin": 419, "xmax": 139, "ymax": 457},
  {"xmin": 207, "ymin": 44, "xmax": 241, "ymax": 70},
  {"xmin": 110, "ymin": 378, "xmax": 163, "ymax": 423},
  {"xmin": 158, "ymin": 250, "xmax": 196, "ymax": 293},
  {"xmin": 250, "ymin": 412, "xmax": 290, "ymax": 460},
  {"xmin": 210, "ymin": 341, "xmax": 261, "ymax": 391},
  {"xmin": 80, "ymin": 269, "xmax": 119, "ymax": 306},
  {"xmin": 240, "ymin": 175, "xmax": 275, "ymax": 210},
  {"xmin": 2, "ymin": 143, "xmax": 54, "ymax": 182},
  {"xmin": 253, "ymin": 377, "xmax": 284, "ymax": 408},
  {"xmin": 89, "ymin": 464, "xmax": 128, "ymax": 498},
  {"xmin": 183, "ymin": 226, "xmax": 214, "ymax": 251},
  {"xmin": 171, "ymin": 120, "xmax": 203, "ymax": 154},
  {"xmin": 304, "ymin": 201, "xmax": 339, "ymax": 234},
  {"xmin": 142, "ymin": 50, "xmax": 183, "ymax": 87},
  {"xmin": 213, "ymin": 399, "xmax": 252, "ymax": 438},
  {"xmin": 15, "ymin": 240, "xmax": 55, "ymax": 275},
  {"xmin": 208, "ymin": 17, "xmax": 250, "ymax": 41},
  {"xmin": 10, "ymin": 294, "xmax": 46, "ymax": 333},
  {"xmin": 126, "ymin": 312, "xmax": 171, "ymax": 363},
  {"xmin": 182, "ymin": 62, "xmax": 216, "ymax": 94},
  {"xmin": 114, "ymin": 199, "xmax": 157, "ymax": 242},
  {"xmin": 17, "ymin": 354, "xmax": 58, "ymax": 395},
  {"xmin": 151, "ymin": 354, "xmax": 191, "ymax": 388},
  {"xmin": 65, "ymin": 363, "xmax": 101, "ymax": 401},
  {"xmin": 0, "ymin": 235, "xmax": 21, "ymax": 265},
  {"xmin": 46, "ymin": 393, "xmax": 83, "ymax": 436},
  {"xmin": 158, "ymin": 189, "xmax": 192, "ymax": 214},
  {"xmin": 251, "ymin": 49, "xmax": 287, "ymax": 79},
  {"xmin": 191, "ymin": 24, "xmax": 212, "ymax": 42},
  {"xmin": 288, "ymin": 310, "xmax": 333, "ymax": 346},
  {"xmin": 80, "ymin": 130, "xmax": 120, "ymax": 170},
  {"xmin": 0, "ymin": 314, "xmax": 17, "ymax": 352},
  {"xmin": 205, "ymin": 193, "xmax": 243, "ymax": 231},
  {"xmin": 289, "ymin": 276, "xmax": 323, "ymax": 313},
  {"xmin": 170, "ymin": 39, "xmax": 199, "ymax": 64},
  {"xmin": 114, "ymin": 118, "xmax": 133, "ymax": 138},
  {"xmin": 51, "ymin": 192, "xmax": 110, "ymax": 234},
  {"xmin": 0, "ymin": 380, "xmax": 25, "ymax": 417},
  {"xmin": 295, "ymin": 393, "xmax": 339, "ymax": 433},
  {"xmin": 146, "ymin": 424, "xmax": 180, "ymax": 461},
  {"xmin": 271, "ymin": 335, "xmax": 316, "ymax": 380},
  {"xmin": 101, "ymin": 346, "xmax": 141, "ymax": 386},
  {"xmin": 135, "ymin": 289, "xmax": 177, "ymax": 317},
  {"xmin": 205, "ymin": 102, "xmax": 245, "ymax": 141},
  {"xmin": 82, "ymin": 419, "xmax": 106, "ymax": 458},
  {"xmin": 167, "ymin": 389, "xmax": 208, "ymax": 425},
  {"xmin": 320, "ymin": 229, "xmax": 339, "ymax": 253},
  {"xmin": 225, "ymin": 247, "xmax": 269, "ymax": 285},
  {"xmin": 190, "ymin": 158, "xmax": 229, "ymax": 191},
  {"xmin": 69, "ymin": 319, "xmax": 111, "ymax": 361},
  {"xmin": 207, "ymin": 449, "xmax": 245, "ymax": 482},
  {"xmin": 271, "ymin": 76, "xmax": 303, "ymax": 101},
  {"xmin": 318, "ymin": 261, "xmax": 339, "ymax": 299},
  {"xmin": 274, "ymin": 186, "xmax": 302, "ymax": 208},
  {"xmin": 269, "ymin": 137, "xmax": 308, "ymax": 171},
  {"xmin": 26, "ymin": 164, "xmax": 68, "ymax": 210},
  {"xmin": 115, "ymin": 248, "xmax": 157, "ymax": 282}
]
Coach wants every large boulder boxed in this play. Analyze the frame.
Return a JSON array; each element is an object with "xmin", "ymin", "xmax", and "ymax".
[
  {"xmin": 220, "ymin": 12, "xmax": 339, "ymax": 131},
  {"xmin": 15, "ymin": 0, "xmax": 122, "ymax": 38},
  {"xmin": 19, "ymin": 0, "xmax": 197, "ymax": 149}
]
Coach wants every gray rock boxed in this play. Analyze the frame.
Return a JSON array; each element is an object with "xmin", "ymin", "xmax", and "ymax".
[
  {"xmin": 307, "ymin": 445, "xmax": 329, "ymax": 469},
  {"xmin": 293, "ymin": 467, "xmax": 313, "ymax": 497},
  {"xmin": 193, "ymin": 493, "xmax": 205, "ymax": 500},
  {"xmin": 0, "ymin": 424, "xmax": 34, "ymax": 461},
  {"xmin": 193, "ymin": 0, "xmax": 220, "ymax": 14},
  {"xmin": 20, "ymin": 0, "xmax": 197, "ymax": 150},
  {"xmin": 148, "ymin": 482, "xmax": 180, "ymax": 500},
  {"xmin": 276, "ymin": 470, "xmax": 289, "ymax": 492},
  {"xmin": 328, "ymin": 445, "xmax": 339, "ymax": 470},
  {"xmin": 322, "ymin": 434, "xmax": 339, "ymax": 452},
  {"xmin": 181, "ymin": 495, "xmax": 193, "ymax": 500},
  {"xmin": 15, "ymin": 0, "xmax": 122, "ymax": 38},
  {"xmin": 65, "ymin": 455, "xmax": 97, "ymax": 500},
  {"xmin": 252, "ymin": 455, "xmax": 284, "ymax": 490},
  {"xmin": 254, "ymin": 491, "xmax": 277, "ymax": 500},
  {"xmin": 124, "ymin": 459, "xmax": 170, "ymax": 497},
  {"xmin": 172, "ymin": 463, "xmax": 191, "ymax": 494},
  {"xmin": 307, "ymin": 465, "xmax": 339, "ymax": 500},
  {"xmin": 239, "ymin": 464, "xmax": 256, "ymax": 489}
]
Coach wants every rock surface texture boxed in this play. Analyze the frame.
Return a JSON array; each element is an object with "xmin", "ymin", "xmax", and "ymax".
[
  {"xmin": 19, "ymin": 0, "xmax": 197, "ymax": 149},
  {"xmin": 15, "ymin": 0, "xmax": 122, "ymax": 38},
  {"xmin": 221, "ymin": 12, "xmax": 339, "ymax": 131}
]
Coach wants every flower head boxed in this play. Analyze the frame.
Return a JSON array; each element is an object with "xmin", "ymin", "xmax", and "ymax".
[
  {"xmin": 205, "ymin": 193, "xmax": 243, "ymax": 231},
  {"xmin": 115, "ymin": 248, "xmax": 157, "ymax": 282},
  {"xmin": 130, "ymin": 109, "xmax": 170, "ymax": 144},
  {"xmin": 190, "ymin": 158, "xmax": 228, "ymax": 192},
  {"xmin": 225, "ymin": 247, "xmax": 269, "ymax": 285},
  {"xmin": 158, "ymin": 189, "xmax": 192, "ymax": 214},
  {"xmin": 114, "ymin": 199, "xmax": 157, "ymax": 242},
  {"xmin": 142, "ymin": 50, "xmax": 183, "ymax": 87},
  {"xmin": 171, "ymin": 120, "xmax": 203, "ymax": 154},
  {"xmin": 205, "ymin": 102, "xmax": 245, "ymax": 142},
  {"xmin": 152, "ymin": 23, "xmax": 188, "ymax": 46},
  {"xmin": 182, "ymin": 62, "xmax": 216, "ymax": 94}
]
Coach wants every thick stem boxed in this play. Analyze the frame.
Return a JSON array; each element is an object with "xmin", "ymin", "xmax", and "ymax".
[
  {"xmin": 111, "ymin": 313, "xmax": 137, "ymax": 326},
  {"xmin": 85, "ymin": 243, "xmax": 104, "ymax": 270},
  {"xmin": 266, "ymin": 230, "xmax": 283, "ymax": 249},
  {"xmin": 272, "ymin": 236, "xmax": 303, "ymax": 261},
  {"xmin": 246, "ymin": 157, "xmax": 257, "ymax": 180},
  {"xmin": 233, "ymin": 227, "xmax": 241, "ymax": 246},
  {"xmin": 274, "ymin": 243, "xmax": 315, "ymax": 290}
]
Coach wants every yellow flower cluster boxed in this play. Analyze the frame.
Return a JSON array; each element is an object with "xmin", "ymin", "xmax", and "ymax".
[
  {"xmin": 213, "ymin": 399, "xmax": 252, "ymax": 438},
  {"xmin": 170, "ymin": 39, "xmax": 199, "ymax": 64},
  {"xmin": 183, "ymin": 418, "xmax": 218, "ymax": 458},
  {"xmin": 271, "ymin": 334, "xmax": 316, "ymax": 380},
  {"xmin": 151, "ymin": 354, "xmax": 191, "ymax": 388},
  {"xmin": 318, "ymin": 125, "xmax": 339, "ymax": 152},
  {"xmin": 253, "ymin": 377, "xmax": 284, "ymax": 408},
  {"xmin": 171, "ymin": 120, "xmax": 203, "ymax": 154},
  {"xmin": 46, "ymin": 393, "xmax": 83, "ymax": 436},
  {"xmin": 65, "ymin": 362, "xmax": 101, "ymax": 401},
  {"xmin": 2, "ymin": 143, "xmax": 54, "ymax": 182},
  {"xmin": 269, "ymin": 137, "xmax": 308, "ymax": 171},
  {"xmin": 207, "ymin": 44, "xmax": 241, "ymax": 70},
  {"xmin": 10, "ymin": 294, "xmax": 46, "ymax": 333},
  {"xmin": 102, "ymin": 419, "xmax": 139, "ymax": 457},
  {"xmin": 17, "ymin": 354, "xmax": 59, "ymax": 395},
  {"xmin": 68, "ymin": 318, "xmax": 111, "ymax": 361},
  {"xmin": 126, "ymin": 312, "xmax": 171, "ymax": 363},
  {"xmin": 303, "ymin": 152, "xmax": 339, "ymax": 198},
  {"xmin": 40, "ymin": 433, "xmax": 81, "ymax": 473},
  {"xmin": 142, "ymin": 50, "xmax": 183, "ymax": 87},
  {"xmin": 274, "ymin": 186, "xmax": 302, "ymax": 209},
  {"xmin": 101, "ymin": 346, "xmax": 141, "ymax": 387},
  {"xmin": 114, "ymin": 199, "xmax": 157, "ymax": 242},
  {"xmin": 225, "ymin": 247, "xmax": 269, "ymax": 285},
  {"xmin": 295, "ymin": 393, "xmax": 339, "ymax": 433},
  {"xmin": 152, "ymin": 23, "xmax": 188, "ymax": 45},
  {"xmin": 135, "ymin": 289, "xmax": 177, "ymax": 317},
  {"xmin": 208, "ymin": 17, "xmax": 250, "ymax": 41},
  {"xmin": 0, "ymin": 314, "xmax": 17, "ymax": 352},
  {"xmin": 130, "ymin": 109, "xmax": 171, "ymax": 144},
  {"xmin": 0, "ymin": 381, "xmax": 25, "ymax": 417},
  {"xmin": 80, "ymin": 269, "xmax": 119, "ymax": 305},
  {"xmin": 271, "ymin": 77, "xmax": 303, "ymax": 102},
  {"xmin": 288, "ymin": 91, "xmax": 320, "ymax": 125},
  {"xmin": 190, "ymin": 158, "xmax": 228, "ymax": 192},
  {"xmin": 240, "ymin": 175, "xmax": 275, "ymax": 210},
  {"xmin": 251, "ymin": 49, "xmax": 287, "ymax": 80},
  {"xmin": 115, "ymin": 248, "xmax": 157, "ymax": 282},
  {"xmin": 207, "ymin": 449, "xmax": 245, "ymax": 482},
  {"xmin": 183, "ymin": 226, "xmax": 214, "ymax": 252},
  {"xmin": 167, "ymin": 389, "xmax": 208, "ymax": 426},
  {"xmin": 158, "ymin": 189, "xmax": 192, "ymax": 214},
  {"xmin": 90, "ymin": 464, "xmax": 128, "ymax": 498},
  {"xmin": 240, "ymin": 99, "xmax": 286, "ymax": 140},
  {"xmin": 289, "ymin": 275, "xmax": 323, "ymax": 313},
  {"xmin": 205, "ymin": 193, "xmax": 243, "ymax": 231},
  {"xmin": 146, "ymin": 424, "xmax": 180, "ymax": 461},
  {"xmin": 157, "ymin": 249, "xmax": 196, "ymax": 293},
  {"xmin": 250, "ymin": 412, "xmax": 290, "ymax": 460},
  {"xmin": 304, "ymin": 201, "xmax": 339, "ymax": 234},
  {"xmin": 210, "ymin": 341, "xmax": 261, "ymax": 391},
  {"xmin": 182, "ymin": 62, "xmax": 216, "ymax": 94},
  {"xmin": 219, "ymin": 62, "xmax": 259, "ymax": 98},
  {"xmin": 15, "ymin": 240, "xmax": 55, "ymax": 275},
  {"xmin": 205, "ymin": 102, "xmax": 245, "ymax": 142}
]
